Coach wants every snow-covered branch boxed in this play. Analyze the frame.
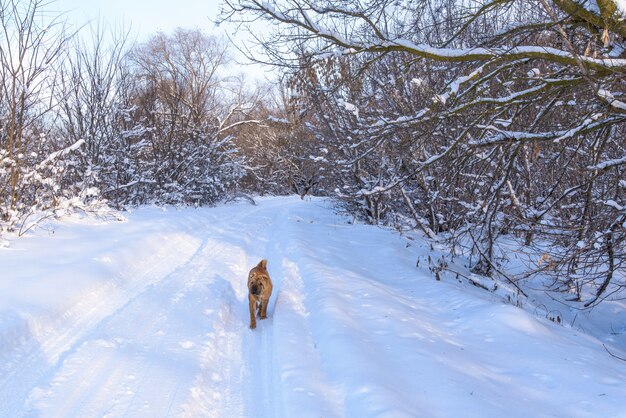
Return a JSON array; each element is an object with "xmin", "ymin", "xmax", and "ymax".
[
  {"xmin": 472, "ymin": 115, "xmax": 625, "ymax": 146},
  {"xmin": 225, "ymin": 0, "xmax": 626, "ymax": 72}
]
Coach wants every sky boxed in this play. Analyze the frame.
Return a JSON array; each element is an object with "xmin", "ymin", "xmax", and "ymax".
[
  {"xmin": 53, "ymin": 0, "xmax": 223, "ymax": 42},
  {"xmin": 52, "ymin": 0, "xmax": 269, "ymax": 79}
]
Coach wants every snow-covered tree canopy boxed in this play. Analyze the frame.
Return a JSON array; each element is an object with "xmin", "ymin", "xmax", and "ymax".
[{"xmin": 221, "ymin": 0, "xmax": 626, "ymax": 306}]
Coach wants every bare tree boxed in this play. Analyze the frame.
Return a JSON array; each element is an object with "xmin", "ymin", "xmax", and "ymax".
[
  {"xmin": 234, "ymin": 82, "xmax": 327, "ymax": 198},
  {"xmin": 0, "ymin": 0, "xmax": 72, "ymax": 224},
  {"xmin": 121, "ymin": 28, "xmax": 259, "ymax": 205},
  {"xmin": 55, "ymin": 21, "xmax": 133, "ymax": 206}
]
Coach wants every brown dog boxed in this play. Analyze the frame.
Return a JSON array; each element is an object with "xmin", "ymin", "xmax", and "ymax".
[{"xmin": 247, "ymin": 259, "xmax": 273, "ymax": 329}]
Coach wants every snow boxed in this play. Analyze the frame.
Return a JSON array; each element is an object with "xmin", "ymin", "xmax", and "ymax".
[
  {"xmin": 588, "ymin": 154, "xmax": 626, "ymax": 170},
  {"xmin": 267, "ymin": 115, "xmax": 289, "ymax": 124},
  {"xmin": 410, "ymin": 77, "xmax": 425, "ymax": 87},
  {"xmin": 338, "ymin": 99, "xmax": 359, "ymax": 118},
  {"xmin": 261, "ymin": 2, "xmax": 287, "ymax": 21},
  {"xmin": 598, "ymin": 89, "xmax": 626, "ymax": 110},
  {"xmin": 581, "ymin": 0, "xmax": 601, "ymax": 13},
  {"xmin": 385, "ymin": 38, "xmax": 626, "ymax": 68},
  {"xmin": 1, "ymin": 196, "xmax": 625, "ymax": 417},
  {"xmin": 583, "ymin": 0, "xmax": 626, "ymax": 16},
  {"xmin": 605, "ymin": 199, "xmax": 624, "ymax": 211},
  {"xmin": 40, "ymin": 139, "xmax": 85, "ymax": 165}
]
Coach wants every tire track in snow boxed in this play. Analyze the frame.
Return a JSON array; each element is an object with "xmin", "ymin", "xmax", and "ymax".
[
  {"xmin": 271, "ymin": 258, "xmax": 344, "ymax": 418},
  {"xmin": 238, "ymin": 200, "xmax": 341, "ymax": 418},
  {"xmin": 8, "ymin": 198, "xmax": 344, "ymax": 417},
  {"xmin": 181, "ymin": 275, "xmax": 245, "ymax": 418},
  {"xmin": 0, "ymin": 231, "xmax": 202, "ymax": 417},
  {"xmin": 180, "ymin": 199, "xmax": 287, "ymax": 418},
  {"xmin": 238, "ymin": 202, "xmax": 297, "ymax": 418},
  {"xmin": 242, "ymin": 302, "xmax": 279, "ymax": 418},
  {"xmin": 22, "ymin": 232, "xmax": 231, "ymax": 417},
  {"xmin": 180, "ymin": 201, "xmax": 286, "ymax": 417}
]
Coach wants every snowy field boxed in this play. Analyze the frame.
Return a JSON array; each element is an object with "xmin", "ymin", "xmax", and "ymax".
[{"xmin": 1, "ymin": 196, "xmax": 625, "ymax": 418}]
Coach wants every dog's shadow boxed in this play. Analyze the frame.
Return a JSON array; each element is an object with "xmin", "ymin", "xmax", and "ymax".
[
  {"xmin": 205, "ymin": 275, "xmax": 244, "ymax": 320},
  {"xmin": 205, "ymin": 274, "xmax": 281, "ymax": 327},
  {"xmin": 204, "ymin": 270, "xmax": 284, "ymax": 332},
  {"xmin": 266, "ymin": 289, "xmax": 280, "ymax": 319}
]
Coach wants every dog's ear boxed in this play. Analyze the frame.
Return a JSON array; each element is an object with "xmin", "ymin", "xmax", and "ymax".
[{"xmin": 258, "ymin": 259, "xmax": 267, "ymax": 270}]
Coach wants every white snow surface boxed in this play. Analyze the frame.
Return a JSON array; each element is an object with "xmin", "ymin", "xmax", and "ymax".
[
  {"xmin": 583, "ymin": 0, "xmax": 626, "ymax": 16},
  {"xmin": 1, "ymin": 196, "xmax": 625, "ymax": 418}
]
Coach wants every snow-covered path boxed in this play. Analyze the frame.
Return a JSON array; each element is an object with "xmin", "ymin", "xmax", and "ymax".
[{"xmin": 1, "ymin": 197, "xmax": 625, "ymax": 417}]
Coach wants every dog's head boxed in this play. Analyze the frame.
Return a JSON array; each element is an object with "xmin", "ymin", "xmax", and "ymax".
[
  {"xmin": 249, "ymin": 272, "xmax": 269, "ymax": 296},
  {"xmin": 248, "ymin": 259, "xmax": 269, "ymax": 296},
  {"xmin": 249, "ymin": 280, "xmax": 263, "ymax": 296}
]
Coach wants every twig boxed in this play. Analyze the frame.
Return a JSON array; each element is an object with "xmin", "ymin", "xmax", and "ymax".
[
  {"xmin": 227, "ymin": 192, "xmax": 257, "ymax": 205},
  {"xmin": 18, "ymin": 212, "xmax": 55, "ymax": 237},
  {"xmin": 468, "ymin": 229, "xmax": 529, "ymax": 297},
  {"xmin": 444, "ymin": 267, "xmax": 496, "ymax": 291},
  {"xmin": 603, "ymin": 344, "xmax": 626, "ymax": 362}
]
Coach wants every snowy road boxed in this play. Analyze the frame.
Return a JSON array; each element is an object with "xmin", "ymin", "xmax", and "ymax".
[{"xmin": 1, "ymin": 197, "xmax": 625, "ymax": 417}]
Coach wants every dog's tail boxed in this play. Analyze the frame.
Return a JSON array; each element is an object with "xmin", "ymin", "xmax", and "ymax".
[{"xmin": 258, "ymin": 259, "xmax": 268, "ymax": 270}]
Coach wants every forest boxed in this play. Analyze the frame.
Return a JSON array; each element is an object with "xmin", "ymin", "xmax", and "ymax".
[{"xmin": 1, "ymin": 0, "xmax": 625, "ymax": 307}]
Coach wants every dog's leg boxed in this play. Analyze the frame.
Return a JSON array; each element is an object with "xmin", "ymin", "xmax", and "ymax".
[
  {"xmin": 249, "ymin": 297, "xmax": 257, "ymax": 329},
  {"xmin": 257, "ymin": 300, "xmax": 263, "ymax": 318},
  {"xmin": 260, "ymin": 298, "xmax": 268, "ymax": 319}
]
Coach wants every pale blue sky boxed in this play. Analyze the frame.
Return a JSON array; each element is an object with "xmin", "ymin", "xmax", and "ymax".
[
  {"xmin": 53, "ymin": 0, "xmax": 223, "ymax": 42},
  {"xmin": 51, "ymin": 0, "xmax": 270, "ymax": 78}
]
